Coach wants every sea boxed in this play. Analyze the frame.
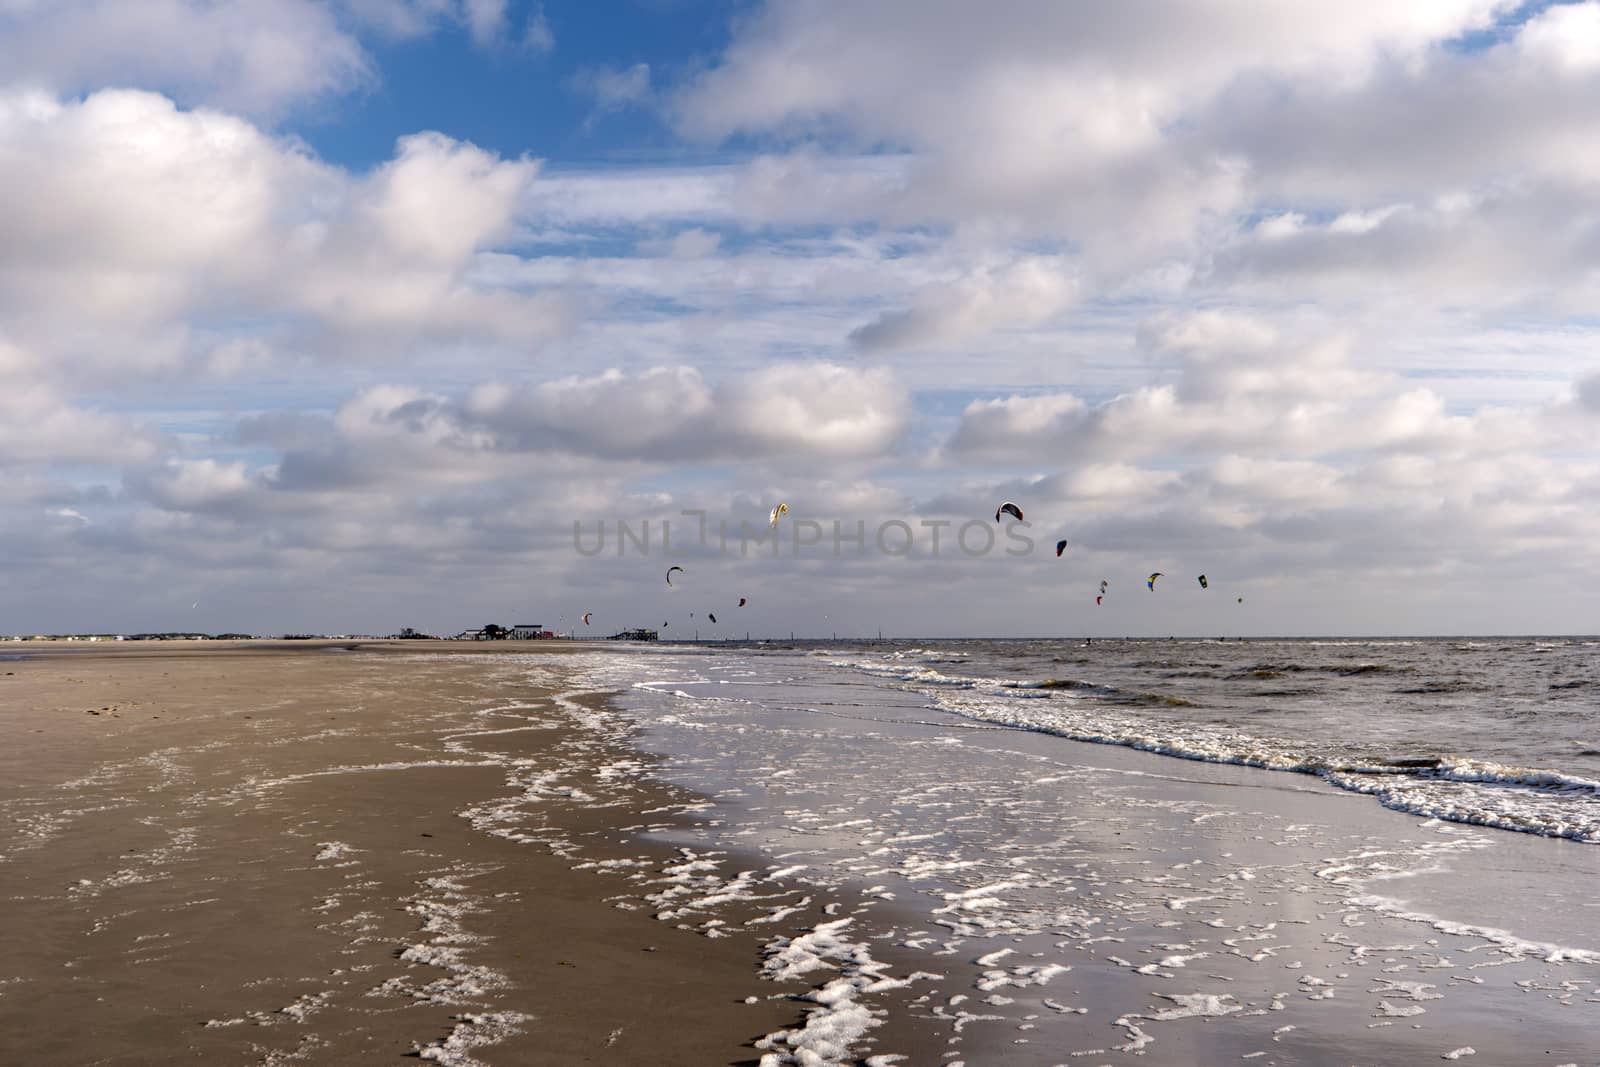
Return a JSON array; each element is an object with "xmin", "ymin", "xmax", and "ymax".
[{"xmin": 554, "ymin": 636, "xmax": 1600, "ymax": 1064}]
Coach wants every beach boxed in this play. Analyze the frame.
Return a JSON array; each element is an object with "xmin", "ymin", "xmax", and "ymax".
[
  {"xmin": 3, "ymin": 639, "xmax": 1599, "ymax": 1065},
  {"xmin": 0, "ymin": 641, "xmax": 894, "ymax": 1065}
]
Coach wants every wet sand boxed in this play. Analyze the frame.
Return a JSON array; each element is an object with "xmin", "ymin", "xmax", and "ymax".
[{"xmin": 0, "ymin": 641, "xmax": 949, "ymax": 1065}]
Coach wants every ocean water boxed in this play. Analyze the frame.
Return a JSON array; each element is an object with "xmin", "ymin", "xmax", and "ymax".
[
  {"xmin": 808, "ymin": 636, "xmax": 1600, "ymax": 843},
  {"xmin": 560, "ymin": 636, "xmax": 1600, "ymax": 1063},
  {"xmin": 597, "ymin": 635, "xmax": 1600, "ymax": 842}
]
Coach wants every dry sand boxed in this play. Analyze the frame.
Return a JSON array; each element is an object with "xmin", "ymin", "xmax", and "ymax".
[{"xmin": 0, "ymin": 641, "xmax": 943, "ymax": 1065}]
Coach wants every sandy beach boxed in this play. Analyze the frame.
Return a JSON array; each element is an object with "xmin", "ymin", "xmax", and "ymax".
[
  {"xmin": 0, "ymin": 641, "xmax": 924, "ymax": 1065},
  {"xmin": 5, "ymin": 640, "xmax": 1600, "ymax": 1066}
]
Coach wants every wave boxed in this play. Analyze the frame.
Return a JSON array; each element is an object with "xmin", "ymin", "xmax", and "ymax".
[
  {"xmin": 1235, "ymin": 662, "xmax": 1412, "ymax": 677},
  {"xmin": 1395, "ymin": 680, "xmax": 1491, "ymax": 694},
  {"xmin": 1115, "ymin": 691, "xmax": 1196, "ymax": 708},
  {"xmin": 1005, "ymin": 678, "xmax": 1100, "ymax": 691},
  {"xmin": 822, "ymin": 653, "xmax": 1600, "ymax": 845}
]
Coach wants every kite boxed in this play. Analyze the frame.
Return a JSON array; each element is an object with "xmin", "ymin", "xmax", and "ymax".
[
  {"xmin": 1237, "ymin": 597, "xmax": 1244, "ymax": 604},
  {"xmin": 995, "ymin": 501, "xmax": 1024, "ymax": 523},
  {"xmin": 1197, "ymin": 575, "xmax": 1208, "ymax": 589},
  {"xmin": 582, "ymin": 612, "xmax": 592, "ymax": 625},
  {"xmin": 1096, "ymin": 595, "xmax": 1103, "ymax": 606},
  {"xmin": 738, "ymin": 598, "xmax": 747, "ymax": 607},
  {"xmin": 666, "ymin": 566, "xmax": 684, "ymax": 586},
  {"xmin": 1147, "ymin": 572, "xmax": 1164, "ymax": 590},
  {"xmin": 770, "ymin": 503, "xmax": 789, "ymax": 527},
  {"xmin": 708, "ymin": 612, "xmax": 718, "ymax": 624},
  {"xmin": 1100, "ymin": 580, "xmax": 1109, "ymax": 594},
  {"xmin": 1055, "ymin": 540, "xmax": 1068, "ymax": 557}
]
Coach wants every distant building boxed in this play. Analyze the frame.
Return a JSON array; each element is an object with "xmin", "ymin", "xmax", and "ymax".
[
  {"xmin": 606, "ymin": 629, "xmax": 658, "ymax": 642},
  {"xmin": 509, "ymin": 624, "xmax": 543, "ymax": 640}
]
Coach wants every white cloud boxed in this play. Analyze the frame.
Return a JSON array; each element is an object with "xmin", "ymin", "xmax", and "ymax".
[
  {"xmin": 137, "ymin": 458, "xmax": 255, "ymax": 511},
  {"xmin": 0, "ymin": 89, "xmax": 562, "ymax": 374},
  {"xmin": 459, "ymin": 0, "xmax": 508, "ymax": 46},
  {"xmin": 522, "ymin": 4, "xmax": 554, "ymax": 53},
  {"xmin": 465, "ymin": 362, "xmax": 908, "ymax": 462},
  {"xmin": 354, "ymin": 132, "xmax": 534, "ymax": 266},
  {"xmin": 0, "ymin": 0, "xmax": 372, "ymax": 118},
  {"xmin": 0, "ymin": 378, "xmax": 164, "ymax": 468},
  {"xmin": 338, "ymin": 0, "xmax": 530, "ymax": 49},
  {"xmin": 851, "ymin": 255, "xmax": 1079, "ymax": 352},
  {"xmin": 573, "ymin": 62, "xmax": 652, "ymax": 112},
  {"xmin": 670, "ymin": 0, "xmax": 1509, "ymax": 262},
  {"xmin": 940, "ymin": 312, "xmax": 1597, "ymax": 496}
]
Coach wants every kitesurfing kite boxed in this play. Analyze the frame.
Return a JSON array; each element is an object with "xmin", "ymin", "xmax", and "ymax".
[
  {"xmin": 1096, "ymin": 595, "xmax": 1103, "ymax": 606},
  {"xmin": 769, "ymin": 503, "xmax": 789, "ymax": 528},
  {"xmin": 708, "ymin": 613, "xmax": 717, "ymax": 624},
  {"xmin": 738, "ymin": 597, "xmax": 747, "ymax": 607},
  {"xmin": 582, "ymin": 612, "xmax": 592, "ymax": 625},
  {"xmin": 666, "ymin": 566, "xmax": 684, "ymax": 587},
  {"xmin": 1237, "ymin": 596, "xmax": 1244, "ymax": 604},
  {"xmin": 995, "ymin": 501, "xmax": 1024, "ymax": 523},
  {"xmin": 1100, "ymin": 579, "xmax": 1109, "ymax": 594},
  {"xmin": 1055, "ymin": 540, "xmax": 1068, "ymax": 557},
  {"xmin": 1197, "ymin": 575, "xmax": 1208, "ymax": 589},
  {"xmin": 1147, "ymin": 572, "xmax": 1164, "ymax": 590}
]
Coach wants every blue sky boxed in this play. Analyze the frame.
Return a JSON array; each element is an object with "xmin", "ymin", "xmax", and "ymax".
[
  {"xmin": 1, "ymin": 0, "xmax": 1599, "ymax": 637},
  {"xmin": 303, "ymin": 1, "xmax": 746, "ymax": 169}
]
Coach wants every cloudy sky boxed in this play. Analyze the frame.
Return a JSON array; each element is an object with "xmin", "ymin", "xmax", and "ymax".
[{"xmin": 3, "ymin": 0, "xmax": 1598, "ymax": 638}]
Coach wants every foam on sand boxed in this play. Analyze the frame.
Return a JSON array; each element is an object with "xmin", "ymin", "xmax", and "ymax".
[{"xmin": 755, "ymin": 917, "xmax": 939, "ymax": 1066}]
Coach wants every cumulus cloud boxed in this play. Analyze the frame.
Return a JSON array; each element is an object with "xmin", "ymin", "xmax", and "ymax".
[
  {"xmin": 126, "ymin": 363, "xmax": 907, "ymax": 533},
  {"xmin": 671, "ymin": 1, "xmax": 1510, "ymax": 258},
  {"xmin": 942, "ymin": 310, "xmax": 1581, "ymax": 471},
  {"xmin": 0, "ymin": 389, "xmax": 160, "ymax": 468},
  {"xmin": 851, "ymin": 255, "xmax": 1078, "ymax": 352},
  {"xmin": 1578, "ymin": 373, "xmax": 1600, "ymax": 412},
  {"xmin": 0, "ymin": 89, "xmax": 563, "ymax": 374},
  {"xmin": 0, "ymin": 340, "xmax": 165, "ymax": 467},
  {"xmin": 466, "ymin": 362, "xmax": 908, "ymax": 462},
  {"xmin": 658, "ymin": 0, "xmax": 1600, "ymax": 309},
  {"xmin": 0, "ymin": 0, "xmax": 372, "ymax": 118},
  {"xmin": 132, "ymin": 458, "xmax": 256, "ymax": 513}
]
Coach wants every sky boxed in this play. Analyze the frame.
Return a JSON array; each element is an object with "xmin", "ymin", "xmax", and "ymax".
[{"xmin": 2, "ymin": 0, "xmax": 1599, "ymax": 638}]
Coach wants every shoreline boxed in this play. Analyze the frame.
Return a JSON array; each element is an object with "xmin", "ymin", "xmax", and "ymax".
[
  {"xmin": 590, "ymin": 641, "xmax": 1600, "ymax": 1064},
  {"xmin": 8, "ymin": 640, "xmax": 1600, "ymax": 1064}
]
